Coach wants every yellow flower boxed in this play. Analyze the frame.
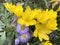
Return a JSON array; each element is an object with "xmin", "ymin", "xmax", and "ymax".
[
  {"xmin": 43, "ymin": 41, "xmax": 52, "ymax": 45},
  {"xmin": 4, "ymin": 3, "xmax": 23, "ymax": 17},
  {"xmin": 33, "ymin": 21, "xmax": 57, "ymax": 41},
  {"xmin": 17, "ymin": 6, "xmax": 36, "ymax": 26},
  {"xmin": 33, "ymin": 23, "xmax": 52, "ymax": 41},
  {"xmin": 4, "ymin": 3, "xmax": 15, "ymax": 12},
  {"xmin": 33, "ymin": 9, "xmax": 57, "ymax": 41},
  {"xmin": 4, "ymin": 3, "xmax": 58, "ymax": 42}
]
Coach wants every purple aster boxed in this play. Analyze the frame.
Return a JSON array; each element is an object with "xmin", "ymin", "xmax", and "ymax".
[
  {"xmin": 16, "ymin": 24, "xmax": 29, "ymax": 34},
  {"xmin": 15, "ymin": 38, "xmax": 20, "ymax": 45},
  {"xmin": 18, "ymin": 32, "xmax": 30, "ymax": 42}
]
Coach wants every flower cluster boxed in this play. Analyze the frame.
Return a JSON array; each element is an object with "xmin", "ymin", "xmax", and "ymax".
[
  {"xmin": 4, "ymin": 2, "xmax": 57, "ymax": 45},
  {"xmin": 15, "ymin": 24, "xmax": 30, "ymax": 45},
  {"xmin": 4, "ymin": 3, "xmax": 31, "ymax": 45}
]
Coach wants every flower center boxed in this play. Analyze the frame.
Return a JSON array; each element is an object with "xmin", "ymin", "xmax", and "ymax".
[
  {"xmin": 22, "ymin": 34, "xmax": 27, "ymax": 39},
  {"xmin": 20, "ymin": 25, "xmax": 25, "ymax": 30}
]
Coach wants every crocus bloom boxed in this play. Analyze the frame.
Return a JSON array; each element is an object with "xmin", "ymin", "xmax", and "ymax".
[
  {"xmin": 15, "ymin": 38, "xmax": 20, "ymax": 45},
  {"xmin": 17, "ymin": 6, "xmax": 36, "ymax": 26},
  {"xmin": 4, "ymin": 3, "xmax": 23, "ymax": 17},
  {"xmin": 43, "ymin": 41, "xmax": 52, "ymax": 45},
  {"xmin": 16, "ymin": 24, "xmax": 29, "ymax": 34},
  {"xmin": 4, "ymin": 2, "xmax": 58, "ymax": 42},
  {"xmin": 33, "ymin": 9, "xmax": 57, "ymax": 41},
  {"xmin": 18, "ymin": 33, "xmax": 30, "ymax": 42}
]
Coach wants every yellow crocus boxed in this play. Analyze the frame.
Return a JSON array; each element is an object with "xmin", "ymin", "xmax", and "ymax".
[
  {"xmin": 43, "ymin": 41, "xmax": 52, "ymax": 45},
  {"xmin": 33, "ymin": 23, "xmax": 52, "ymax": 41},
  {"xmin": 4, "ymin": 3, "xmax": 58, "ymax": 42},
  {"xmin": 17, "ymin": 6, "xmax": 36, "ymax": 26},
  {"xmin": 4, "ymin": 3, "xmax": 15, "ymax": 12},
  {"xmin": 4, "ymin": 3, "xmax": 23, "ymax": 17},
  {"xmin": 33, "ymin": 9, "xmax": 57, "ymax": 41}
]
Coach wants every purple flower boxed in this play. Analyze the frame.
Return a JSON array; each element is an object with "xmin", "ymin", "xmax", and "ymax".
[
  {"xmin": 16, "ymin": 24, "xmax": 29, "ymax": 34},
  {"xmin": 18, "ymin": 33, "xmax": 30, "ymax": 42},
  {"xmin": 15, "ymin": 38, "xmax": 20, "ymax": 45}
]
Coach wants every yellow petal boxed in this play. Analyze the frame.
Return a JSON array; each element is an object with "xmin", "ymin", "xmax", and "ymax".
[
  {"xmin": 37, "ymin": 10, "xmax": 49, "ymax": 23},
  {"xmin": 35, "ymin": 23, "xmax": 52, "ymax": 34},
  {"xmin": 17, "ymin": 18, "xmax": 36, "ymax": 26},
  {"xmin": 13, "ymin": 5, "xmax": 23, "ymax": 17},
  {"xmin": 48, "ymin": 9, "xmax": 57, "ymax": 19},
  {"xmin": 33, "ymin": 29, "xmax": 38, "ymax": 37},
  {"xmin": 46, "ymin": 19, "xmax": 58, "ymax": 30},
  {"xmin": 25, "ymin": 20, "xmax": 36, "ymax": 26},
  {"xmin": 25, "ymin": 6, "xmax": 31, "ymax": 12},
  {"xmin": 39, "ymin": 33, "xmax": 49, "ymax": 41},
  {"xmin": 4, "ymin": 3, "xmax": 15, "ymax": 12},
  {"xmin": 17, "ymin": 18, "xmax": 25, "ymax": 25},
  {"xmin": 39, "ymin": 33, "xmax": 43, "ymax": 41},
  {"xmin": 43, "ymin": 41, "xmax": 52, "ymax": 45}
]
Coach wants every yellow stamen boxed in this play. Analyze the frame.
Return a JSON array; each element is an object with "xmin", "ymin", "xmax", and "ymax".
[
  {"xmin": 22, "ymin": 34, "xmax": 27, "ymax": 39},
  {"xmin": 20, "ymin": 25, "xmax": 25, "ymax": 30}
]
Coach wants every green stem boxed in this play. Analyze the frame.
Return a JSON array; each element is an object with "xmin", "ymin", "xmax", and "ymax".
[{"xmin": 44, "ymin": 0, "xmax": 49, "ymax": 9}]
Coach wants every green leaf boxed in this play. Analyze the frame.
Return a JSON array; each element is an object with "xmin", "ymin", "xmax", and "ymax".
[
  {"xmin": 0, "ymin": 31, "xmax": 6, "ymax": 45},
  {"xmin": 0, "ymin": 20, "xmax": 4, "ymax": 26},
  {"xmin": 0, "ymin": 20, "xmax": 5, "ymax": 31},
  {"xmin": 0, "ymin": 31, "xmax": 6, "ymax": 40}
]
